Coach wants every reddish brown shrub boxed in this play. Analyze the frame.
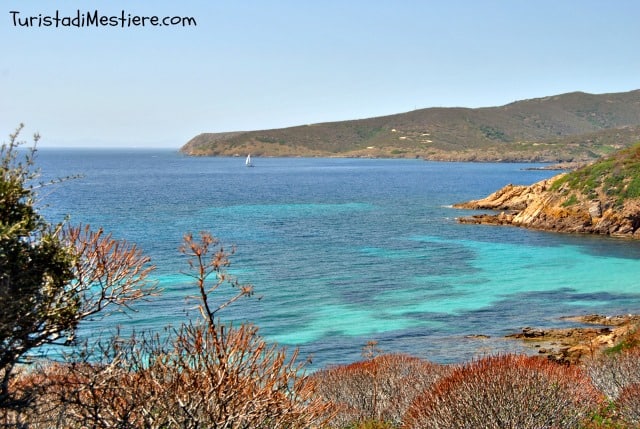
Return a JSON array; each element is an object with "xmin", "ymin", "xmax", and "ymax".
[
  {"xmin": 616, "ymin": 382, "xmax": 640, "ymax": 426},
  {"xmin": 137, "ymin": 323, "xmax": 331, "ymax": 428},
  {"xmin": 10, "ymin": 361, "xmax": 151, "ymax": 428},
  {"xmin": 312, "ymin": 353, "xmax": 450, "ymax": 427},
  {"xmin": 10, "ymin": 232, "xmax": 331, "ymax": 428},
  {"xmin": 403, "ymin": 354, "xmax": 603, "ymax": 429},
  {"xmin": 13, "ymin": 324, "xmax": 331, "ymax": 429}
]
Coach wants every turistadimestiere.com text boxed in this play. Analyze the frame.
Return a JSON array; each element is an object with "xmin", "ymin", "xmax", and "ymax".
[{"xmin": 9, "ymin": 10, "xmax": 197, "ymax": 28}]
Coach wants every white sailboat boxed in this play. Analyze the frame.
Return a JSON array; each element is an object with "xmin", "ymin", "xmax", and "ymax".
[{"xmin": 245, "ymin": 154, "xmax": 253, "ymax": 167}]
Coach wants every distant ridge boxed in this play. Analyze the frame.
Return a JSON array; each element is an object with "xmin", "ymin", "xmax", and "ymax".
[{"xmin": 180, "ymin": 89, "xmax": 640, "ymax": 162}]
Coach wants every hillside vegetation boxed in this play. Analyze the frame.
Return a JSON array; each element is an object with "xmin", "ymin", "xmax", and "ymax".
[
  {"xmin": 551, "ymin": 142, "xmax": 640, "ymax": 204},
  {"xmin": 181, "ymin": 89, "xmax": 640, "ymax": 161},
  {"xmin": 455, "ymin": 142, "xmax": 640, "ymax": 238}
]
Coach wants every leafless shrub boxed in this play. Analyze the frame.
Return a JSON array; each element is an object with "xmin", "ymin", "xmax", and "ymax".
[
  {"xmin": 179, "ymin": 231, "xmax": 254, "ymax": 323},
  {"xmin": 616, "ymin": 382, "xmax": 640, "ymax": 426},
  {"xmin": 13, "ymin": 232, "xmax": 331, "ymax": 428},
  {"xmin": 312, "ymin": 353, "xmax": 450, "ymax": 427},
  {"xmin": 12, "ymin": 362, "xmax": 148, "ymax": 428},
  {"xmin": 403, "ymin": 354, "xmax": 603, "ymax": 429},
  {"xmin": 19, "ymin": 325, "xmax": 330, "ymax": 428},
  {"xmin": 63, "ymin": 224, "xmax": 159, "ymax": 318},
  {"xmin": 9, "ymin": 332, "xmax": 161, "ymax": 428},
  {"xmin": 143, "ymin": 322, "xmax": 330, "ymax": 428},
  {"xmin": 585, "ymin": 347, "xmax": 640, "ymax": 400}
]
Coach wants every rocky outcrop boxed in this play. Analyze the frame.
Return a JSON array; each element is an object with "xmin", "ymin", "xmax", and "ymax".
[
  {"xmin": 506, "ymin": 314, "xmax": 640, "ymax": 364},
  {"xmin": 454, "ymin": 174, "xmax": 640, "ymax": 238}
]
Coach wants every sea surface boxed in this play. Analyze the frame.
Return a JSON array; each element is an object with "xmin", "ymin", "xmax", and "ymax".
[{"xmin": 36, "ymin": 149, "xmax": 640, "ymax": 369}]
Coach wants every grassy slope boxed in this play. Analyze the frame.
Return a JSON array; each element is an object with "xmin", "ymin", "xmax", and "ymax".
[
  {"xmin": 551, "ymin": 142, "xmax": 640, "ymax": 208},
  {"xmin": 181, "ymin": 89, "xmax": 640, "ymax": 161}
]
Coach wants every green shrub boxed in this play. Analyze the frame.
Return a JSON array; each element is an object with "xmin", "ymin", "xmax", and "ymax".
[
  {"xmin": 550, "ymin": 143, "xmax": 640, "ymax": 202},
  {"xmin": 624, "ymin": 176, "xmax": 640, "ymax": 198},
  {"xmin": 563, "ymin": 194, "xmax": 580, "ymax": 207}
]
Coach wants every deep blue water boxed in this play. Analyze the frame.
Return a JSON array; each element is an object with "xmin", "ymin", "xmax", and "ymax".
[{"xmin": 36, "ymin": 149, "xmax": 640, "ymax": 368}]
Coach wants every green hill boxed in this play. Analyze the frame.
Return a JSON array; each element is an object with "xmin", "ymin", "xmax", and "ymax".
[{"xmin": 180, "ymin": 89, "xmax": 640, "ymax": 161}]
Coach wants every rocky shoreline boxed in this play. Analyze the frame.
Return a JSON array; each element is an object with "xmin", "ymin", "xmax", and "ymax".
[
  {"xmin": 453, "ymin": 150, "xmax": 640, "ymax": 364},
  {"xmin": 506, "ymin": 314, "xmax": 640, "ymax": 364},
  {"xmin": 454, "ymin": 174, "xmax": 640, "ymax": 239}
]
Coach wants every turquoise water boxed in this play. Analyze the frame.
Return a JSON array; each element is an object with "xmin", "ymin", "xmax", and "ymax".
[{"xmin": 37, "ymin": 150, "xmax": 640, "ymax": 367}]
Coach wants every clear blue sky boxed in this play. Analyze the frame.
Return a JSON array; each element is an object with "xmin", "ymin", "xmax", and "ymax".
[{"xmin": 2, "ymin": 0, "xmax": 640, "ymax": 148}]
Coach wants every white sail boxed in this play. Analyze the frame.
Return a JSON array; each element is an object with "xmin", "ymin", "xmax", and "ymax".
[{"xmin": 245, "ymin": 154, "xmax": 252, "ymax": 167}]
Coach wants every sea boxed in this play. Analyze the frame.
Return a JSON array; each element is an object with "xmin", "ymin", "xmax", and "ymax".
[{"xmin": 35, "ymin": 149, "xmax": 640, "ymax": 370}]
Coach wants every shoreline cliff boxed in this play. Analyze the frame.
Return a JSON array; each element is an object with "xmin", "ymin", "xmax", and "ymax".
[{"xmin": 454, "ymin": 143, "xmax": 640, "ymax": 239}]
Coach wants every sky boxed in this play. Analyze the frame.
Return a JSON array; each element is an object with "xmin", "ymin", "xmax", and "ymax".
[{"xmin": 1, "ymin": 1, "xmax": 640, "ymax": 148}]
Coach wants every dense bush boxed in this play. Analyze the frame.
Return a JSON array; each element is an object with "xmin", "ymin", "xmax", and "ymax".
[
  {"xmin": 616, "ymin": 382, "xmax": 640, "ymax": 426},
  {"xmin": 585, "ymin": 347, "xmax": 640, "ymax": 400},
  {"xmin": 312, "ymin": 353, "xmax": 449, "ymax": 427},
  {"xmin": 9, "ymin": 360, "xmax": 150, "ymax": 428},
  {"xmin": 550, "ymin": 142, "xmax": 640, "ymax": 202},
  {"xmin": 403, "ymin": 354, "xmax": 603, "ymax": 429}
]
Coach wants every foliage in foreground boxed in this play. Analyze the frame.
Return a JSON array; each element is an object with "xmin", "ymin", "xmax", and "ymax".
[
  {"xmin": 616, "ymin": 383, "xmax": 640, "ymax": 426},
  {"xmin": 308, "ymin": 349, "xmax": 640, "ymax": 429},
  {"xmin": 403, "ymin": 354, "xmax": 603, "ymax": 429},
  {"xmin": 585, "ymin": 346, "xmax": 640, "ymax": 400},
  {"xmin": 0, "ymin": 125, "xmax": 157, "ymax": 412},
  {"xmin": 13, "ymin": 324, "xmax": 329, "ymax": 428},
  {"xmin": 0, "ymin": 126, "xmax": 329, "ymax": 427},
  {"xmin": 583, "ymin": 345, "xmax": 640, "ymax": 428},
  {"xmin": 312, "ymin": 352, "xmax": 450, "ymax": 427},
  {"xmin": 4, "ymin": 232, "xmax": 331, "ymax": 428}
]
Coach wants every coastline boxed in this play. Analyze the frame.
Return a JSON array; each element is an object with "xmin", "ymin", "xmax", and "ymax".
[
  {"xmin": 506, "ymin": 314, "xmax": 640, "ymax": 364},
  {"xmin": 454, "ymin": 175, "xmax": 640, "ymax": 240}
]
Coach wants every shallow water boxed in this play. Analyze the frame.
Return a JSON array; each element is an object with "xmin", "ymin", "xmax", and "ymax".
[{"xmin": 37, "ymin": 149, "xmax": 640, "ymax": 368}]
